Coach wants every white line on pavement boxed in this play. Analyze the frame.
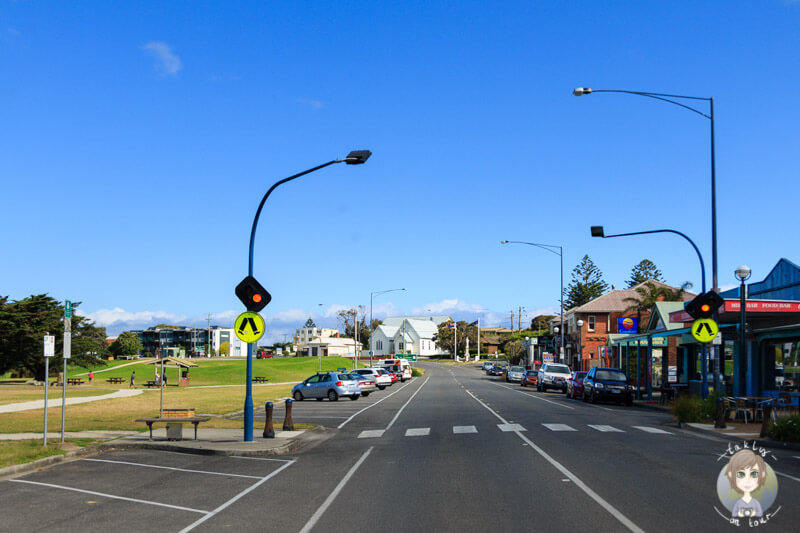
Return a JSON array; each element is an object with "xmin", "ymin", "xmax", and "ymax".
[
  {"xmin": 405, "ymin": 428, "xmax": 430, "ymax": 436},
  {"xmin": 777, "ymin": 471, "xmax": 800, "ymax": 483},
  {"xmin": 542, "ymin": 423, "xmax": 577, "ymax": 432},
  {"xmin": 497, "ymin": 384, "xmax": 575, "ymax": 410},
  {"xmin": 10, "ymin": 480, "xmax": 208, "ymax": 514},
  {"xmin": 83, "ymin": 458, "xmax": 262, "ymax": 479},
  {"xmin": 465, "ymin": 389, "xmax": 645, "ymax": 533},
  {"xmin": 230, "ymin": 456, "xmax": 294, "ymax": 462},
  {"xmin": 298, "ymin": 447, "xmax": 374, "ymax": 533},
  {"xmin": 632, "ymin": 426, "xmax": 672, "ymax": 435},
  {"xmin": 358, "ymin": 430, "xmax": 385, "ymax": 439},
  {"xmin": 588, "ymin": 425, "xmax": 625, "ymax": 433},
  {"xmin": 453, "ymin": 425, "xmax": 477, "ymax": 434},
  {"xmin": 498, "ymin": 423, "xmax": 526, "ymax": 432},
  {"xmin": 337, "ymin": 380, "xmax": 414, "ymax": 429},
  {"xmin": 384, "ymin": 377, "xmax": 429, "ymax": 430}
]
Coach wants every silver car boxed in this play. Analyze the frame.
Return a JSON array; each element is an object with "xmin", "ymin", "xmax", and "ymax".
[
  {"xmin": 505, "ymin": 365, "xmax": 525, "ymax": 383},
  {"xmin": 348, "ymin": 373, "xmax": 377, "ymax": 396},
  {"xmin": 292, "ymin": 372, "xmax": 361, "ymax": 401}
]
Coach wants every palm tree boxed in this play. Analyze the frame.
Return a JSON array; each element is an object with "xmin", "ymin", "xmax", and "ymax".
[{"xmin": 622, "ymin": 281, "xmax": 693, "ymax": 333}]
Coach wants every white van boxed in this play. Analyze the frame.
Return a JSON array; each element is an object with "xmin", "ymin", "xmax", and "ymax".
[{"xmin": 379, "ymin": 359, "xmax": 412, "ymax": 382}]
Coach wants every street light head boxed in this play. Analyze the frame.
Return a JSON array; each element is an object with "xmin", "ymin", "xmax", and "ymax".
[
  {"xmin": 577, "ymin": 319, "xmax": 584, "ymax": 327},
  {"xmin": 573, "ymin": 87, "xmax": 592, "ymax": 96},
  {"xmin": 554, "ymin": 326, "xmax": 559, "ymax": 333},
  {"xmin": 344, "ymin": 150, "xmax": 372, "ymax": 164},
  {"xmin": 590, "ymin": 226, "xmax": 605, "ymax": 238},
  {"xmin": 735, "ymin": 265, "xmax": 752, "ymax": 282},
  {"xmin": 500, "ymin": 240, "xmax": 509, "ymax": 244}
]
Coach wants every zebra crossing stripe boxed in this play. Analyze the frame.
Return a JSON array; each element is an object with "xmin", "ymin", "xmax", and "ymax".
[
  {"xmin": 357, "ymin": 429, "xmax": 385, "ymax": 439},
  {"xmin": 405, "ymin": 428, "xmax": 430, "ymax": 437},
  {"xmin": 632, "ymin": 426, "xmax": 672, "ymax": 434},
  {"xmin": 587, "ymin": 425, "xmax": 624, "ymax": 433},
  {"xmin": 453, "ymin": 425, "xmax": 478, "ymax": 434},
  {"xmin": 542, "ymin": 423, "xmax": 576, "ymax": 432},
  {"xmin": 498, "ymin": 423, "xmax": 526, "ymax": 432}
]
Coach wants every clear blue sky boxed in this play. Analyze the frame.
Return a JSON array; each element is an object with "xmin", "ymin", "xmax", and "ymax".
[{"xmin": 3, "ymin": 1, "xmax": 799, "ymax": 342}]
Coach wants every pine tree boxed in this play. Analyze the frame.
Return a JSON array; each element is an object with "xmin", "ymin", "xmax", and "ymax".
[
  {"xmin": 564, "ymin": 255, "xmax": 609, "ymax": 309},
  {"xmin": 626, "ymin": 259, "xmax": 664, "ymax": 288}
]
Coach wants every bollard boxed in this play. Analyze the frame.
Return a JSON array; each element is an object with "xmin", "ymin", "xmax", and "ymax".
[
  {"xmin": 760, "ymin": 404, "xmax": 772, "ymax": 438},
  {"xmin": 263, "ymin": 402, "xmax": 275, "ymax": 438},
  {"xmin": 714, "ymin": 396, "xmax": 727, "ymax": 429},
  {"xmin": 283, "ymin": 398, "xmax": 294, "ymax": 431}
]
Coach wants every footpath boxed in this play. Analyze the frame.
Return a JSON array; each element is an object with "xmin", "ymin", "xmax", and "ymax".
[{"xmin": 0, "ymin": 389, "xmax": 144, "ymax": 414}]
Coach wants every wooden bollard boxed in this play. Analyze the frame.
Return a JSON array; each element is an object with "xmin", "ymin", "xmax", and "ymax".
[
  {"xmin": 760, "ymin": 403, "xmax": 772, "ymax": 438},
  {"xmin": 283, "ymin": 398, "xmax": 294, "ymax": 431},
  {"xmin": 263, "ymin": 401, "xmax": 275, "ymax": 438}
]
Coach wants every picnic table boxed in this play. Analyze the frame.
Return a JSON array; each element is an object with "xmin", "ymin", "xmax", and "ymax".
[
  {"xmin": 67, "ymin": 378, "xmax": 84, "ymax": 386},
  {"xmin": 144, "ymin": 380, "xmax": 159, "ymax": 388},
  {"xmin": 106, "ymin": 377, "xmax": 126, "ymax": 384},
  {"xmin": 253, "ymin": 376, "xmax": 269, "ymax": 383},
  {"xmin": 136, "ymin": 408, "xmax": 210, "ymax": 440}
]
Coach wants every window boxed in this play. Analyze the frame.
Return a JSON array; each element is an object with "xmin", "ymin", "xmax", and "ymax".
[{"xmin": 588, "ymin": 316, "xmax": 596, "ymax": 332}]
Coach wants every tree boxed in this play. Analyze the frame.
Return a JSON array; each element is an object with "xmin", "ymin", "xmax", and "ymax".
[
  {"xmin": 304, "ymin": 318, "xmax": 317, "ymax": 328},
  {"xmin": 0, "ymin": 294, "xmax": 108, "ymax": 380},
  {"xmin": 219, "ymin": 341, "xmax": 230, "ymax": 356},
  {"xmin": 626, "ymin": 259, "xmax": 664, "ymax": 288},
  {"xmin": 622, "ymin": 281, "xmax": 693, "ymax": 333},
  {"xmin": 336, "ymin": 307, "xmax": 378, "ymax": 351},
  {"xmin": 503, "ymin": 340, "xmax": 524, "ymax": 365},
  {"xmin": 564, "ymin": 255, "xmax": 609, "ymax": 309},
  {"xmin": 109, "ymin": 331, "xmax": 143, "ymax": 357},
  {"xmin": 432, "ymin": 321, "xmax": 478, "ymax": 357}
]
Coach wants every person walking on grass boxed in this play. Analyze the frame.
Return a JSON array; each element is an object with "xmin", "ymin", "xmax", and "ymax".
[
  {"xmin": 88, "ymin": 370, "xmax": 93, "ymax": 383},
  {"xmin": 130, "ymin": 371, "xmax": 136, "ymax": 389}
]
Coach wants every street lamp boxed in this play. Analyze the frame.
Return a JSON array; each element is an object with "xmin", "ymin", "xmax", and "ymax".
[
  {"xmin": 553, "ymin": 326, "xmax": 560, "ymax": 364},
  {"xmin": 735, "ymin": 265, "xmax": 751, "ymax": 396},
  {"xmin": 370, "ymin": 288, "xmax": 406, "ymax": 366},
  {"xmin": 242, "ymin": 150, "xmax": 371, "ymax": 442},
  {"xmin": 576, "ymin": 319, "xmax": 584, "ymax": 371},
  {"xmin": 501, "ymin": 240, "xmax": 564, "ymax": 362},
  {"xmin": 574, "ymin": 87, "xmax": 718, "ymax": 293}
]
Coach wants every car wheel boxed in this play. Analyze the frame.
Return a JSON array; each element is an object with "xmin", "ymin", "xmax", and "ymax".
[
  {"xmin": 378, "ymin": 385, "xmax": 386, "ymax": 390},
  {"xmin": 591, "ymin": 391, "xmax": 597, "ymax": 404},
  {"xmin": 350, "ymin": 394, "xmax": 359, "ymax": 401},
  {"xmin": 362, "ymin": 391, "xmax": 370, "ymax": 397},
  {"xmin": 293, "ymin": 390, "xmax": 303, "ymax": 401},
  {"xmin": 328, "ymin": 390, "xmax": 339, "ymax": 402},
  {"xmin": 521, "ymin": 381, "xmax": 526, "ymax": 387}
]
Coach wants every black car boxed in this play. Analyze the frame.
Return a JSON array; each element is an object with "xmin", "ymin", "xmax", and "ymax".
[
  {"xmin": 582, "ymin": 367, "xmax": 634, "ymax": 406},
  {"xmin": 488, "ymin": 366, "xmax": 504, "ymax": 376}
]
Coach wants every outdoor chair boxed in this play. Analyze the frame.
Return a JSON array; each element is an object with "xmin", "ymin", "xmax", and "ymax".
[
  {"xmin": 774, "ymin": 392, "xmax": 793, "ymax": 419},
  {"xmin": 733, "ymin": 398, "xmax": 753, "ymax": 424}
]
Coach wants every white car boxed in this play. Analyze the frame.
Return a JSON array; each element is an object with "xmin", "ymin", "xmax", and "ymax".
[
  {"xmin": 353, "ymin": 368, "xmax": 392, "ymax": 390},
  {"xmin": 537, "ymin": 363, "xmax": 572, "ymax": 393}
]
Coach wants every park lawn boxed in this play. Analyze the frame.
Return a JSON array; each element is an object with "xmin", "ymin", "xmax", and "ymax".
[
  {"xmin": 0, "ymin": 384, "xmax": 294, "ymax": 433},
  {"xmin": 0, "ymin": 387, "xmax": 111, "ymax": 406},
  {"xmin": 0, "ymin": 438, "xmax": 101, "ymax": 469}
]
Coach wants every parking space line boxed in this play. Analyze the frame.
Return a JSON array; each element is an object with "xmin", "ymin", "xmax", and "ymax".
[
  {"xmin": 179, "ymin": 459, "xmax": 296, "ymax": 533},
  {"xmin": 10, "ymin": 479, "xmax": 208, "ymax": 514},
  {"xmin": 83, "ymin": 458, "xmax": 262, "ymax": 479},
  {"xmin": 337, "ymin": 381, "xmax": 414, "ymax": 429}
]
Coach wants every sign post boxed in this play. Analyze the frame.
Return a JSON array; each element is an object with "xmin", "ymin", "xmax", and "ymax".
[
  {"xmin": 43, "ymin": 334, "xmax": 55, "ymax": 446},
  {"xmin": 61, "ymin": 300, "xmax": 72, "ymax": 443}
]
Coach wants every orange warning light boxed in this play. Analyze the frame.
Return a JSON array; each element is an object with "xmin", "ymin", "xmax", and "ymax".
[{"xmin": 253, "ymin": 294, "xmax": 262, "ymax": 303}]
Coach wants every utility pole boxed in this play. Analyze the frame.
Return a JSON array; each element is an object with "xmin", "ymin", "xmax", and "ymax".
[
  {"xmin": 518, "ymin": 306, "xmax": 526, "ymax": 331},
  {"xmin": 509, "ymin": 311, "xmax": 515, "ymax": 330},
  {"xmin": 206, "ymin": 313, "xmax": 212, "ymax": 357}
]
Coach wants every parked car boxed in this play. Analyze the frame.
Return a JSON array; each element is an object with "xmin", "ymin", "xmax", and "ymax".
[
  {"xmin": 520, "ymin": 370, "xmax": 539, "ymax": 387},
  {"xmin": 482, "ymin": 361, "xmax": 494, "ymax": 371},
  {"xmin": 348, "ymin": 373, "xmax": 376, "ymax": 396},
  {"xmin": 383, "ymin": 369, "xmax": 399, "ymax": 384},
  {"xmin": 353, "ymin": 368, "xmax": 392, "ymax": 390},
  {"xmin": 567, "ymin": 371, "xmax": 588, "ymax": 399},
  {"xmin": 379, "ymin": 359, "xmax": 412, "ymax": 381},
  {"xmin": 291, "ymin": 372, "xmax": 361, "ymax": 402},
  {"xmin": 505, "ymin": 366, "xmax": 525, "ymax": 383},
  {"xmin": 537, "ymin": 363, "xmax": 572, "ymax": 393},
  {"xmin": 488, "ymin": 366, "xmax": 504, "ymax": 377},
  {"xmin": 582, "ymin": 367, "xmax": 634, "ymax": 406}
]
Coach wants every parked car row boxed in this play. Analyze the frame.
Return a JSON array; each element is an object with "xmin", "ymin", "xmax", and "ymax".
[{"xmin": 291, "ymin": 361, "xmax": 412, "ymax": 402}]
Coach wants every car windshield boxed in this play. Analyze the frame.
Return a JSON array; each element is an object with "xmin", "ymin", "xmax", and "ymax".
[
  {"xmin": 510, "ymin": 366, "xmax": 524, "ymax": 372},
  {"xmin": 596, "ymin": 370, "xmax": 628, "ymax": 381},
  {"xmin": 574, "ymin": 372, "xmax": 587, "ymax": 379},
  {"xmin": 547, "ymin": 365, "xmax": 570, "ymax": 374}
]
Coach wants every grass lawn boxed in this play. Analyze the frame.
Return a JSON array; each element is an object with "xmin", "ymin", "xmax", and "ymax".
[
  {"xmin": 0, "ymin": 387, "xmax": 110, "ymax": 406},
  {"xmin": 0, "ymin": 438, "xmax": 101, "ymax": 469}
]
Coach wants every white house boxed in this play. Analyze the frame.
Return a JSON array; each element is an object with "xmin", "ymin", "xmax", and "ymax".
[{"xmin": 370, "ymin": 315, "xmax": 451, "ymax": 357}]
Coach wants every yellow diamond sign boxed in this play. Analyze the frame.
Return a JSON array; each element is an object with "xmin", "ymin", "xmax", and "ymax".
[
  {"xmin": 691, "ymin": 318, "xmax": 719, "ymax": 343},
  {"xmin": 235, "ymin": 311, "xmax": 265, "ymax": 343}
]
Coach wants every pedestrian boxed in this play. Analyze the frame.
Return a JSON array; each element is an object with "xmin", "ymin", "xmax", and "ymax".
[
  {"xmin": 130, "ymin": 371, "xmax": 136, "ymax": 388},
  {"xmin": 155, "ymin": 370, "xmax": 160, "ymax": 385},
  {"xmin": 88, "ymin": 370, "xmax": 93, "ymax": 383},
  {"xmin": 163, "ymin": 374, "xmax": 167, "ymax": 387}
]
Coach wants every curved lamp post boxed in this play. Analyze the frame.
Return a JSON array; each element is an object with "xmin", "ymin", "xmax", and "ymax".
[
  {"xmin": 574, "ymin": 87, "xmax": 718, "ymax": 293},
  {"xmin": 369, "ymin": 288, "xmax": 406, "ymax": 367},
  {"xmin": 501, "ymin": 240, "xmax": 564, "ymax": 363},
  {"xmin": 242, "ymin": 150, "xmax": 371, "ymax": 442}
]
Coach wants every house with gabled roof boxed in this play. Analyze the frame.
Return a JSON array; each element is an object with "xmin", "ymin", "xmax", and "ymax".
[{"xmin": 371, "ymin": 315, "xmax": 451, "ymax": 357}]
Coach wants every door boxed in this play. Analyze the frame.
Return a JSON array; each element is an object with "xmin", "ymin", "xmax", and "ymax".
[{"xmin": 304, "ymin": 375, "xmax": 322, "ymax": 398}]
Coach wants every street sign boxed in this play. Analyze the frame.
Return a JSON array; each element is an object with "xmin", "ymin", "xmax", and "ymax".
[
  {"xmin": 234, "ymin": 311, "xmax": 265, "ymax": 343},
  {"xmin": 398, "ymin": 354, "xmax": 417, "ymax": 361},
  {"xmin": 63, "ymin": 332, "xmax": 71, "ymax": 359},
  {"xmin": 44, "ymin": 335, "xmax": 55, "ymax": 357},
  {"xmin": 531, "ymin": 337, "xmax": 538, "ymax": 345},
  {"xmin": 691, "ymin": 318, "xmax": 719, "ymax": 343}
]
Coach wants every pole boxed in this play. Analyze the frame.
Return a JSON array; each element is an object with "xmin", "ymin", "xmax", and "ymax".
[
  {"xmin": 560, "ymin": 247, "xmax": 564, "ymax": 363},
  {"xmin": 739, "ymin": 277, "xmax": 747, "ymax": 395},
  {"xmin": 454, "ymin": 322, "xmax": 458, "ymax": 360},
  {"xmin": 43, "ymin": 335, "xmax": 49, "ymax": 447},
  {"xmin": 710, "ymin": 98, "xmax": 717, "ymax": 293},
  {"xmin": 159, "ymin": 344, "xmax": 165, "ymax": 418},
  {"xmin": 478, "ymin": 317, "xmax": 481, "ymax": 360},
  {"xmin": 370, "ymin": 293, "xmax": 374, "ymax": 367}
]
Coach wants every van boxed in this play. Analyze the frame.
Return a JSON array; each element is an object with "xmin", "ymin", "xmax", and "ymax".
[{"xmin": 378, "ymin": 359, "xmax": 412, "ymax": 382}]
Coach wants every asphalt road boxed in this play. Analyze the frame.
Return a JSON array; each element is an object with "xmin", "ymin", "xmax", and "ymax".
[{"xmin": 2, "ymin": 361, "xmax": 799, "ymax": 532}]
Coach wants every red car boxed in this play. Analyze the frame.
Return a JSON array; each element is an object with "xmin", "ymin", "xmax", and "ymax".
[
  {"xmin": 520, "ymin": 370, "xmax": 539, "ymax": 387},
  {"xmin": 567, "ymin": 371, "xmax": 588, "ymax": 399},
  {"xmin": 386, "ymin": 371, "xmax": 399, "ymax": 384}
]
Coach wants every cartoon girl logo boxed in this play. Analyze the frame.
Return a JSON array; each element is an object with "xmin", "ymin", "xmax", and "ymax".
[{"xmin": 716, "ymin": 447, "xmax": 780, "ymax": 526}]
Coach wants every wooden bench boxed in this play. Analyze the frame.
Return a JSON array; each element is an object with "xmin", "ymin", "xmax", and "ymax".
[
  {"xmin": 106, "ymin": 377, "xmax": 126, "ymax": 384},
  {"xmin": 144, "ymin": 380, "xmax": 159, "ymax": 388},
  {"xmin": 253, "ymin": 376, "xmax": 269, "ymax": 383},
  {"xmin": 135, "ymin": 408, "xmax": 210, "ymax": 440},
  {"xmin": 67, "ymin": 378, "xmax": 84, "ymax": 386}
]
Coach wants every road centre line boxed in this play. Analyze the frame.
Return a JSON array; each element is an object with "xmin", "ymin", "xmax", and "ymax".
[
  {"xmin": 498, "ymin": 384, "xmax": 575, "ymax": 410},
  {"xmin": 83, "ymin": 458, "xmax": 262, "ymax": 479},
  {"xmin": 465, "ymin": 389, "xmax": 645, "ymax": 533},
  {"xmin": 10, "ymin": 479, "xmax": 208, "ymax": 514},
  {"xmin": 337, "ymin": 380, "xmax": 414, "ymax": 429},
  {"xmin": 298, "ymin": 447, "xmax": 374, "ymax": 533},
  {"xmin": 179, "ymin": 459, "xmax": 296, "ymax": 533},
  {"xmin": 384, "ymin": 377, "xmax": 429, "ymax": 430}
]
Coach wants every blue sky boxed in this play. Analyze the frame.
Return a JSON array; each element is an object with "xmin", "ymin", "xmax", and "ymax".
[{"xmin": 2, "ymin": 1, "xmax": 799, "ymax": 342}]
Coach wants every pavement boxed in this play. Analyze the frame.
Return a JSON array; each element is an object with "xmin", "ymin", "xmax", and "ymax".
[{"xmin": 0, "ymin": 388, "xmax": 143, "ymax": 413}]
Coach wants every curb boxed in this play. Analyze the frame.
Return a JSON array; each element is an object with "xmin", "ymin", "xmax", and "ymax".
[
  {"xmin": 0, "ymin": 443, "xmax": 104, "ymax": 481},
  {"xmin": 676, "ymin": 421, "xmax": 800, "ymax": 450}
]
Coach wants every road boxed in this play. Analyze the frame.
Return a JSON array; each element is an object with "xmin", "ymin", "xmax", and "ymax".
[{"xmin": 2, "ymin": 361, "xmax": 799, "ymax": 532}]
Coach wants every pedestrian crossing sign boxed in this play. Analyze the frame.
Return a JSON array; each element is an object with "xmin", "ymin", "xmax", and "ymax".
[
  {"xmin": 691, "ymin": 318, "xmax": 719, "ymax": 343},
  {"xmin": 235, "ymin": 311, "xmax": 265, "ymax": 343}
]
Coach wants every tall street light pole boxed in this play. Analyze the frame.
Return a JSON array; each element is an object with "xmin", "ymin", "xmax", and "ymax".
[
  {"xmin": 369, "ymin": 288, "xmax": 406, "ymax": 367},
  {"xmin": 735, "ymin": 265, "xmax": 751, "ymax": 396},
  {"xmin": 501, "ymin": 240, "xmax": 564, "ymax": 363},
  {"xmin": 243, "ymin": 150, "xmax": 371, "ymax": 442},
  {"xmin": 573, "ymin": 87, "xmax": 718, "ymax": 293}
]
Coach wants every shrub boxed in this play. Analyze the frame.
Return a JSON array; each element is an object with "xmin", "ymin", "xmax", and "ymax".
[
  {"xmin": 411, "ymin": 366, "xmax": 424, "ymax": 377},
  {"xmin": 701, "ymin": 392, "xmax": 724, "ymax": 420},
  {"xmin": 672, "ymin": 395, "xmax": 705, "ymax": 423},
  {"xmin": 767, "ymin": 415, "xmax": 800, "ymax": 443}
]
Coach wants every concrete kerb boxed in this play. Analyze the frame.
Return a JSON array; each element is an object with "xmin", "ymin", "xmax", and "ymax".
[
  {"xmin": 0, "ymin": 444, "xmax": 103, "ymax": 482},
  {"xmin": 674, "ymin": 420, "xmax": 800, "ymax": 451}
]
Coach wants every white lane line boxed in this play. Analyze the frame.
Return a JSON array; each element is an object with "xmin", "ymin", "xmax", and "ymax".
[
  {"xmin": 337, "ymin": 381, "xmax": 414, "ymax": 429},
  {"xmin": 358, "ymin": 430, "xmax": 385, "ymax": 439},
  {"xmin": 498, "ymin": 384, "xmax": 575, "ymax": 410},
  {"xmin": 453, "ymin": 425, "xmax": 478, "ymax": 434},
  {"xmin": 776, "ymin": 471, "xmax": 800, "ymax": 483},
  {"xmin": 405, "ymin": 428, "xmax": 430, "ymax": 437},
  {"xmin": 542, "ymin": 423, "xmax": 577, "ymax": 432},
  {"xmin": 588, "ymin": 425, "xmax": 625, "ymax": 433},
  {"xmin": 384, "ymin": 377, "xmax": 430, "ymax": 430},
  {"xmin": 633, "ymin": 426, "xmax": 672, "ymax": 435},
  {"xmin": 465, "ymin": 389, "xmax": 645, "ymax": 533},
  {"xmin": 229, "ymin": 456, "xmax": 293, "ymax": 463},
  {"xmin": 10, "ymin": 480, "xmax": 207, "ymax": 514},
  {"xmin": 298, "ymin": 447, "xmax": 373, "ymax": 533},
  {"xmin": 498, "ymin": 423, "xmax": 527, "ymax": 432},
  {"xmin": 83, "ymin": 458, "xmax": 262, "ymax": 479},
  {"xmin": 179, "ymin": 459, "xmax": 295, "ymax": 533}
]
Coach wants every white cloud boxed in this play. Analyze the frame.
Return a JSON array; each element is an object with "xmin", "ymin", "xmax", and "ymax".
[
  {"xmin": 296, "ymin": 97, "xmax": 324, "ymax": 110},
  {"xmin": 79, "ymin": 307, "xmax": 186, "ymax": 327},
  {"xmin": 141, "ymin": 41, "xmax": 182, "ymax": 76}
]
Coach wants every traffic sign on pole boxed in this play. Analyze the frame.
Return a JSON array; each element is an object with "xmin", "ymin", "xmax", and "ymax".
[
  {"xmin": 691, "ymin": 318, "xmax": 719, "ymax": 343},
  {"xmin": 234, "ymin": 311, "xmax": 266, "ymax": 343},
  {"xmin": 44, "ymin": 336, "xmax": 55, "ymax": 357}
]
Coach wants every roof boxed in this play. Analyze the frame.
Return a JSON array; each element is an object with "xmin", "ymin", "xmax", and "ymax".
[
  {"xmin": 567, "ymin": 280, "xmax": 695, "ymax": 314},
  {"xmin": 144, "ymin": 356, "xmax": 199, "ymax": 368},
  {"xmin": 381, "ymin": 315, "xmax": 451, "ymax": 327},
  {"xmin": 646, "ymin": 302, "xmax": 687, "ymax": 331}
]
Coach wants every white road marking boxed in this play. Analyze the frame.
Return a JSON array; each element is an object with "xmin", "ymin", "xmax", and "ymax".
[
  {"xmin": 465, "ymin": 389, "xmax": 645, "ymax": 533},
  {"xmin": 542, "ymin": 423, "xmax": 577, "ymax": 432},
  {"xmin": 10, "ymin": 479, "xmax": 207, "ymax": 514},
  {"xmin": 498, "ymin": 423, "xmax": 526, "ymax": 432},
  {"xmin": 230, "ymin": 456, "xmax": 294, "ymax": 462},
  {"xmin": 776, "ymin": 471, "xmax": 800, "ymax": 483},
  {"xmin": 498, "ymin": 384, "xmax": 575, "ymax": 410},
  {"xmin": 298, "ymin": 447, "xmax": 373, "ymax": 533},
  {"xmin": 179, "ymin": 459, "xmax": 295, "ymax": 532},
  {"xmin": 358, "ymin": 429, "xmax": 385, "ymax": 439},
  {"xmin": 405, "ymin": 428, "xmax": 430, "ymax": 436},
  {"xmin": 337, "ymin": 380, "xmax": 414, "ymax": 429},
  {"xmin": 588, "ymin": 425, "xmax": 625, "ymax": 433},
  {"xmin": 633, "ymin": 426, "xmax": 672, "ymax": 435},
  {"xmin": 453, "ymin": 425, "xmax": 478, "ymax": 434},
  {"xmin": 384, "ymin": 377, "xmax": 429, "ymax": 430},
  {"xmin": 83, "ymin": 458, "xmax": 262, "ymax": 479}
]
